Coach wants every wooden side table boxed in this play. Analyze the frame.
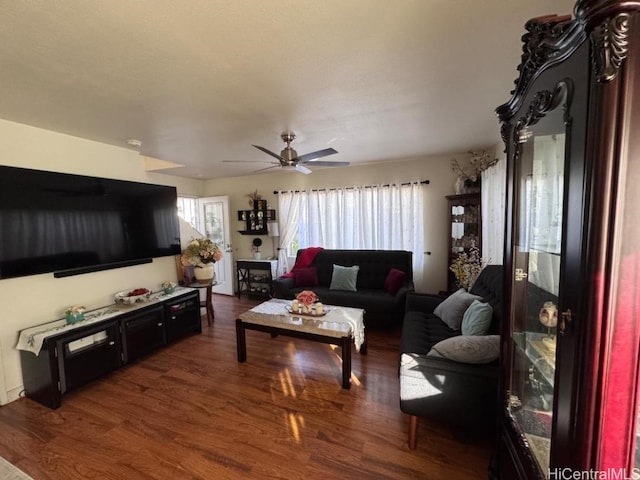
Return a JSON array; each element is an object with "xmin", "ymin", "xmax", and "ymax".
[{"xmin": 188, "ymin": 281, "xmax": 216, "ymax": 326}]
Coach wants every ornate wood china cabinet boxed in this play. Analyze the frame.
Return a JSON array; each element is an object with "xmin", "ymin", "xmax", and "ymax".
[{"xmin": 496, "ymin": 1, "xmax": 640, "ymax": 477}]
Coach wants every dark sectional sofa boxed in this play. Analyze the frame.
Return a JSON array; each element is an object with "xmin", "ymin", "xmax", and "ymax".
[
  {"xmin": 399, "ymin": 265, "xmax": 503, "ymax": 449},
  {"xmin": 272, "ymin": 249, "xmax": 414, "ymax": 328}
]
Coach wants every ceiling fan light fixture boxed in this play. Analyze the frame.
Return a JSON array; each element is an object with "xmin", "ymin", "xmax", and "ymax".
[{"xmin": 234, "ymin": 131, "xmax": 347, "ymax": 174}]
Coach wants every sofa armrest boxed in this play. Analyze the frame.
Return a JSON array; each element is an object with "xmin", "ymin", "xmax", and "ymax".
[
  {"xmin": 392, "ymin": 283, "xmax": 415, "ymax": 304},
  {"xmin": 405, "ymin": 292, "xmax": 446, "ymax": 314},
  {"xmin": 272, "ymin": 276, "xmax": 295, "ymax": 299}
]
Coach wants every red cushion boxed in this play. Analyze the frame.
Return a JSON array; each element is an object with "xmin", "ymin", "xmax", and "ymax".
[
  {"xmin": 384, "ymin": 268, "xmax": 406, "ymax": 296},
  {"xmin": 294, "ymin": 267, "xmax": 319, "ymax": 287}
]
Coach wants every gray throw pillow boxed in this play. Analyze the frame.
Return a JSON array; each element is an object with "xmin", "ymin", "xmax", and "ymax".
[
  {"xmin": 433, "ymin": 288, "xmax": 482, "ymax": 330},
  {"xmin": 427, "ymin": 335, "xmax": 500, "ymax": 364},
  {"xmin": 461, "ymin": 299, "xmax": 493, "ymax": 336},
  {"xmin": 329, "ymin": 264, "xmax": 359, "ymax": 291}
]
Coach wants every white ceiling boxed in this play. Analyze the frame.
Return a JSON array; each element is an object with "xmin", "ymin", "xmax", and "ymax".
[{"xmin": 0, "ymin": 0, "xmax": 576, "ymax": 180}]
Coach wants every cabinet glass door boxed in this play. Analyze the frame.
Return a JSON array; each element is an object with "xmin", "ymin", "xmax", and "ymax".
[
  {"xmin": 450, "ymin": 200, "xmax": 479, "ymax": 256},
  {"xmin": 447, "ymin": 194, "xmax": 480, "ymax": 292},
  {"xmin": 507, "ymin": 85, "xmax": 568, "ymax": 477}
]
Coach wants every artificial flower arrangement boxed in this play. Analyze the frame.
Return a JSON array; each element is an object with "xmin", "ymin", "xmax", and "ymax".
[
  {"xmin": 451, "ymin": 149, "xmax": 498, "ymax": 187},
  {"xmin": 161, "ymin": 281, "xmax": 177, "ymax": 294},
  {"xmin": 64, "ymin": 305, "xmax": 86, "ymax": 324},
  {"xmin": 181, "ymin": 238, "xmax": 223, "ymax": 266},
  {"xmin": 296, "ymin": 290, "xmax": 318, "ymax": 307},
  {"xmin": 292, "ymin": 290, "xmax": 325, "ymax": 315},
  {"xmin": 65, "ymin": 305, "xmax": 86, "ymax": 316},
  {"xmin": 449, "ymin": 243, "xmax": 489, "ymax": 291}
]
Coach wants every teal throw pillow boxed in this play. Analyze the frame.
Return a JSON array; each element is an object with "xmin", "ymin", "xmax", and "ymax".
[
  {"xmin": 329, "ymin": 264, "xmax": 359, "ymax": 291},
  {"xmin": 461, "ymin": 299, "xmax": 493, "ymax": 336}
]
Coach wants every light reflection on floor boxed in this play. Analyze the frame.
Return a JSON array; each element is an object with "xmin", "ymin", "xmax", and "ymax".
[
  {"xmin": 286, "ymin": 411, "xmax": 305, "ymax": 443},
  {"xmin": 274, "ymin": 340, "xmax": 363, "ymax": 441}
]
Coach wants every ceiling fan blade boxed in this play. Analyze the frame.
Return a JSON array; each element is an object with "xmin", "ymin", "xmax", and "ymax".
[
  {"xmin": 223, "ymin": 159, "xmax": 273, "ymax": 163},
  {"xmin": 296, "ymin": 148, "xmax": 338, "ymax": 163},
  {"xmin": 254, "ymin": 165, "xmax": 282, "ymax": 173},
  {"xmin": 253, "ymin": 145, "xmax": 285, "ymax": 162},
  {"xmin": 295, "ymin": 164, "xmax": 312, "ymax": 175},
  {"xmin": 300, "ymin": 160, "xmax": 349, "ymax": 167}
]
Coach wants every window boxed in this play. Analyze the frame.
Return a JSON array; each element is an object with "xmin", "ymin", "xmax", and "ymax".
[
  {"xmin": 177, "ymin": 196, "xmax": 198, "ymax": 225},
  {"xmin": 277, "ymin": 183, "xmax": 426, "ymax": 289}
]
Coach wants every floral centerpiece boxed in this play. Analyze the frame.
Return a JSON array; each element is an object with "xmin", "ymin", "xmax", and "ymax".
[
  {"xmin": 449, "ymin": 243, "xmax": 489, "ymax": 291},
  {"xmin": 181, "ymin": 238, "xmax": 223, "ymax": 266},
  {"xmin": 294, "ymin": 290, "xmax": 318, "ymax": 314},
  {"xmin": 181, "ymin": 238, "xmax": 223, "ymax": 283},
  {"xmin": 296, "ymin": 290, "xmax": 318, "ymax": 307}
]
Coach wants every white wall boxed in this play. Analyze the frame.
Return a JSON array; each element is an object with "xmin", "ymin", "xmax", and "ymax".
[
  {"xmin": 0, "ymin": 119, "xmax": 203, "ymax": 405},
  {"xmin": 203, "ymin": 155, "xmax": 462, "ymax": 295}
]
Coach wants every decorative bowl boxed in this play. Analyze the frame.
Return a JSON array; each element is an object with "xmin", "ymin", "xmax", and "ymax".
[
  {"xmin": 163, "ymin": 286, "xmax": 176, "ymax": 295},
  {"xmin": 65, "ymin": 312, "xmax": 85, "ymax": 324},
  {"xmin": 115, "ymin": 288, "xmax": 151, "ymax": 305}
]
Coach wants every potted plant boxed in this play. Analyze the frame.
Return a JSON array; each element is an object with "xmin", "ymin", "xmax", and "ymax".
[
  {"xmin": 181, "ymin": 238, "xmax": 223, "ymax": 283},
  {"xmin": 252, "ymin": 238, "xmax": 263, "ymax": 259}
]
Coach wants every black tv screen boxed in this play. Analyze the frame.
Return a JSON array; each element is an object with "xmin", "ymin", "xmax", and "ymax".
[{"xmin": 0, "ymin": 165, "xmax": 181, "ymax": 279}]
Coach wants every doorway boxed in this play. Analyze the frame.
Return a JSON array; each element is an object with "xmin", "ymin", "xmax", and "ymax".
[{"xmin": 197, "ymin": 196, "xmax": 234, "ymax": 295}]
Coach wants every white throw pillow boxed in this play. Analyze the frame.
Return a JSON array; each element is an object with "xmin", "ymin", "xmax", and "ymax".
[
  {"xmin": 427, "ymin": 335, "xmax": 500, "ymax": 364},
  {"xmin": 433, "ymin": 289, "xmax": 482, "ymax": 330}
]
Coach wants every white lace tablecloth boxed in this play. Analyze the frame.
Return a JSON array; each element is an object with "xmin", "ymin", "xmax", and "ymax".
[
  {"xmin": 16, "ymin": 287, "xmax": 196, "ymax": 355},
  {"xmin": 250, "ymin": 299, "xmax": 365, "ymax": 352}
]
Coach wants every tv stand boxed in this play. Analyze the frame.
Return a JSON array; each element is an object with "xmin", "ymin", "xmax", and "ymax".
[{"xmin": 17, "ymin": 288, "xmax": 201, "ymax": 409}]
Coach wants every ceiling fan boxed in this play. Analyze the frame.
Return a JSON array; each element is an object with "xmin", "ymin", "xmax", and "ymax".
[{"xmin": 225, "ymin": 132, "xmax": 349, "ymax": 174}]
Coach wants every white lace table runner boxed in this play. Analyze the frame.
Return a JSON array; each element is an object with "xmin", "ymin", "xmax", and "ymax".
[{"xmin": 250, "ymin": 299, "xmax": 365, "ymax": 352}]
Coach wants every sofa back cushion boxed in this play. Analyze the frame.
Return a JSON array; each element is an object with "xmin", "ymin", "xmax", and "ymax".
[
  {"xmin": 293, "ymin": 267, "xmax": 319, "ymax": 287},
  {"xmin": 302, "ymin": 249, "xmax": 413, "ymax": 290},
  {"xmin": 469, "ymin": 265, "xmax": 503, "ymax": 334}
]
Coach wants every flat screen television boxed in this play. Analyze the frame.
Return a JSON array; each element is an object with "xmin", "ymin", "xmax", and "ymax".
[{"xmin": 0, "ymin": 165, "xmax": 181, "ymax": 279}]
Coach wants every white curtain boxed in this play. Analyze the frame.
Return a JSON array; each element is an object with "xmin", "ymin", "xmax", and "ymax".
[
  {"xmin": 482, "ymin": 149, "xmax": 507, "ymax": 265},
  {"xmin": 276, "ymin": 191, "xmax": 302, "ymax": 277},
  {"xmin": 279, "ymin": 183, "xmax": 425, "ymax": 290}
]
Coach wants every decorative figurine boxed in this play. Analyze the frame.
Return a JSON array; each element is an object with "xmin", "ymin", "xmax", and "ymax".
[{"xmin": 539, "ymin": 301, "xmax": 558, "ymax": 352}]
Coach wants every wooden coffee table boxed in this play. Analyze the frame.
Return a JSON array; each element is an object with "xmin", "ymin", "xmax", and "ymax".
[{"xmin": 236, "ymin": 299, "xmax": 365, "ymax": 389}]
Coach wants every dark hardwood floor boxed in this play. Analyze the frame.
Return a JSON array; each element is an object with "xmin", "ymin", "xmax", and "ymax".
[{"xmin": 0, "ymin": 294, "xmax": 493, "ymax": 479}]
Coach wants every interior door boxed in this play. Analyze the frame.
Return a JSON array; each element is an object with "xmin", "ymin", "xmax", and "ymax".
[{"xmin": 198, "ymin": 196, "xmax": 234, "ymax": 295}]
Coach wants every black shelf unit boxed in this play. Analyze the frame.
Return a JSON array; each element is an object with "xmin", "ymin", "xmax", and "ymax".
[
  {"xmin": 238, "ymin": 200, "xmax": 276, "ymax": 235},
  {"xmin": 236, "ymin": 259, "xmax": 277, "ymax": 299}
]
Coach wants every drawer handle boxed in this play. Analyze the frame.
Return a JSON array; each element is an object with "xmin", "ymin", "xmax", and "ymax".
[
  {"xmin": 108, "ymin": 341, "xmax": 115, "ymax": 346},
  {"xmin": 157, "ymin": 322, "xmax": 163, "ymax": 326},
  {"xmin": 171, "ymin": 316, "xmax": 176, "ymax": 320}
]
